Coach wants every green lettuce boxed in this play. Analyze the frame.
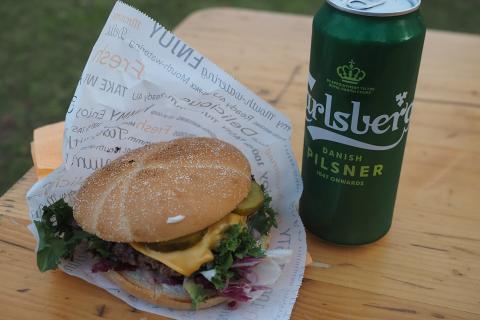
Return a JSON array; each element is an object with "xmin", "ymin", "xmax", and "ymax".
[
  {"xmin": 248, "ymin": 187, "xmax": 278, "ymax": 236},
  {"xmin": 210, "ymin": 224, "xmax": 264, "ymax": 290},
  {"xmin": 183, "ymin": 278, "xmax": 206, "ymax": 309},
  {"xmin": 34, "ymin": 199, "xmax": 110, "ymax": 272}
]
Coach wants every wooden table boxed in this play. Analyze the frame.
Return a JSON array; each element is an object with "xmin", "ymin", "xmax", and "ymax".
[{"xmin": 1, "ymin": 7, "xmax": 480, "ymax": 320}]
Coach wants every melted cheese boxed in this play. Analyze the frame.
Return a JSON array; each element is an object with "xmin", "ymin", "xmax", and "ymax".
[{"xmin": 130, "ymin": 214, "xmax": 246, "ymax": 276}]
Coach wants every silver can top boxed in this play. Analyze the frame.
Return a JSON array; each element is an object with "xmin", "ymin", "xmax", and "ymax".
[{"xmin": 326, "ymin": 0, "xmax": 421, "ymax": 16}]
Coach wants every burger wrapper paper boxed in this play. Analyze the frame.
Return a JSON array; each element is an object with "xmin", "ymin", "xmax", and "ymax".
[{"xmin": 26, "ymin": 2, "xmax": 305, "ymax": 319}]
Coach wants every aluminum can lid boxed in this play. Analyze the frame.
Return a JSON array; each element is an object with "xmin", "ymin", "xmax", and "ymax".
[{"xmin": 326, "ymin": 0, "xmax": 421, "ymax": 16}]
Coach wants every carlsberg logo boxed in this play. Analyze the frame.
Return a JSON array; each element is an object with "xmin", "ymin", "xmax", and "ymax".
[{"xmin": 306, "ymin": 73, "xmax": 413, "ymax": 151}]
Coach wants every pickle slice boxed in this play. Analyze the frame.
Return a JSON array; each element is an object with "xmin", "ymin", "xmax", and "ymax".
[
  {"xmin": 233, "ymin": 182, "xmax": 264, "ymax": 216},
  {"xmin": 145, "ymin": 229, "xmax": 207, "ymax": 252}
]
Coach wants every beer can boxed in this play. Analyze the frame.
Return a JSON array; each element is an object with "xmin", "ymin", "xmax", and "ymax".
[{"xmin": 299, "ymin": 0, "xmax": 426, "ymax": 245}]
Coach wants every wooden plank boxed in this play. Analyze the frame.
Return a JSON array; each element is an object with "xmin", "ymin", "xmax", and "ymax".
[
  {"xmin": 0, "ymin": 215, "xmax": 34, "ymax": 251},
  {"xmin": 305, "ymin": 224, "xmax": 480, "ymax": 314},
  {"xmin": 418, "ymin": 31, "xmax": 480, "ymax": 107},
  {"xmin": 292, "ymin": 280, "xmax": 478, "ymax": 320},
  {"xmin": 397, "ymin": 104, "xmax": 480, "ymax": 221},
  {"xmin": 408, "ymin": 102, "xmax": 480, "ymax": 152},
  {"xmin": 0, "ymin": 168, "xmax": 36, "ymax": 220}
]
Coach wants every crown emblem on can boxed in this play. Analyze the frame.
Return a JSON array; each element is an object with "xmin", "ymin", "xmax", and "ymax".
[{"xmin": 336, "ymin": 60, "xmax": 366, "ymax": 85}]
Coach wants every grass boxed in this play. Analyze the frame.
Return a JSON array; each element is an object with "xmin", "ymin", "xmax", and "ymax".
[{"xmin": 0, "ymin": 0, "xmax": 479, "ymax": 194}]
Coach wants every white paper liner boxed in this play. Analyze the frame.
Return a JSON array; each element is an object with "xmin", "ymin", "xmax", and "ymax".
[{"xmin": 27, "ymin": 2, "xmax": 305, "ymax": 319}]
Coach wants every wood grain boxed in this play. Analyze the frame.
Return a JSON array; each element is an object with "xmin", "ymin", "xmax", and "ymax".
[
  {"xmin": 1, "ymin": 7, "xmax": 480, "ymax": 320},
  {"xmin": 292, "ymin": 280, "xmax": 479, "ymax": 320},
  {"xmin": 0, "ymin": 168, "xmax": 36, "ymax": 220}
]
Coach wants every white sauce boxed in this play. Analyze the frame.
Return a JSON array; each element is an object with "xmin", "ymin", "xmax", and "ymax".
[{"xmin": 166, "ymin": 215, "xmax": 185, "ymax": 224}]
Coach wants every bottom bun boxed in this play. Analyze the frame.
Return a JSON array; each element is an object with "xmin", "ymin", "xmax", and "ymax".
[{"xmin": 105, "ymin": 270, "xmax": 227, "ymax": 310}]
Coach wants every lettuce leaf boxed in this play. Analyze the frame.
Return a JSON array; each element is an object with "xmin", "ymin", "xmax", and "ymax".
[
  {"xmin": 210, "ymin": 224, "xmax": 264, "ymax": 290},
  {"xmin": 209, "ymin": 186, "xmax": 278, "ymax": 291},
  {"xmin": 183, "ymin": 278, "xmax": 206, "ymax": 309},
  {"xmin": 248, "ymin": 187, "xmax": 278, "ymax": 236},
  {"xmin": 35, "ymin": 199, "xmax": 111, "ymax": 272},
  {"xmin": 35, "ymin": 199, "xmax": 86, "ymax": 271}
]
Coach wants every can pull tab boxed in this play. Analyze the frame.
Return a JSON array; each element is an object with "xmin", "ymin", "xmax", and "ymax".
[{"xmin": 346, "ymin": 0, "xmax": 386, "ymax": 10}]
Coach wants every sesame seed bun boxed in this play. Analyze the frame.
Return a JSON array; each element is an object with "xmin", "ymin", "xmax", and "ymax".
[{"xmin": 73, "ymin": 137, "xmax": 252, "ymax": 242}]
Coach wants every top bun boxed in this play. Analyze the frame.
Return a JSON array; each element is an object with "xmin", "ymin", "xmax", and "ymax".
[{"xmin": 73, "ymin": 137, "xmax": 251, "ymax": 242}]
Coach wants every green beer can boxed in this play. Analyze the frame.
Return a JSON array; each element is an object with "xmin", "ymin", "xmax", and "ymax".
[{"xmin": 299, "ymin": 0, "xmax": 426, "ymax": 244}]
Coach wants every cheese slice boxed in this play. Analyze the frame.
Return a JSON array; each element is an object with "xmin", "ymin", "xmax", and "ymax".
[{"xmin": 130, "ymin": 213, "xmax": 246, "ymax": 276}]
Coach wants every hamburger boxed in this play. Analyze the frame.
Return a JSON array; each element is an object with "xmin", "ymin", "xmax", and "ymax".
[{"xmin": 35, "ymin": 137, "xmax": 288, "ymax": 309}]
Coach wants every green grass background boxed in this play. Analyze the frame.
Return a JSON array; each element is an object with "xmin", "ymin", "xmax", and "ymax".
[{"xmin": 1, "ymin": 0, "xmax": 479, "ymax": 194}]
